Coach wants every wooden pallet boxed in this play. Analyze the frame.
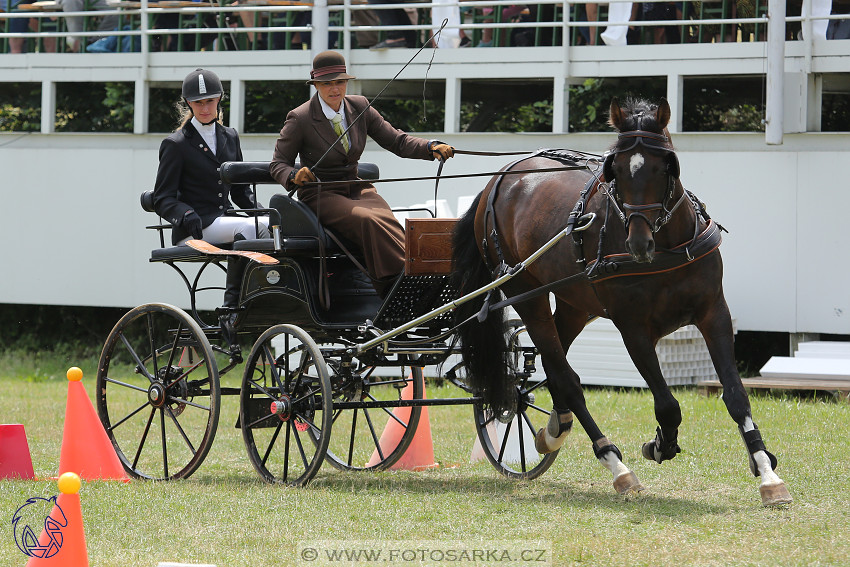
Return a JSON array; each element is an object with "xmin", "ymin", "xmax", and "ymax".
[{"xmin": 697, "ymin": 378, "xmax": 850, "ymax": 402}]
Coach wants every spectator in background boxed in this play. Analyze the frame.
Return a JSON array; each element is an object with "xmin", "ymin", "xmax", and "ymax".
[
  {"xmin": 2, "ymin": 0, "xmax": 56, "ymax": 53},
  {"xmin": 367, "ymin": 0, "xmax": 417, "ymax": 48},
  {"xmin": 57, "ymin": 0, "xmax": 118, "ymax": 52},
  {"xmin": 641, "ymin": 1, "xmax": 682, "ymax": 43},
  {"xmin": 584, "ymin": 1, "xmax": 635, "ymax": 45},
  {"xmin": 3, "ymin": 0, "xmax": 30, "ymax": 53},
  {"xmin": 602, "ymin": 1, "xmax": 636, "ymax": 45}
]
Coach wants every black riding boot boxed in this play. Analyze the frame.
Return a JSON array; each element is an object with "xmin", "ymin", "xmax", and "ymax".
[{"xmin": 219, "ymin": 238, "xmax": 246, "ymax": 362}]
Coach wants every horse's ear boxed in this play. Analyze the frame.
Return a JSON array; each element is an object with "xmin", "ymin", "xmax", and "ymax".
[
  {"xmin": 667, "ymin": 152, "xmax": 680, "ymax": 179},
  {"xmin": 603, "ymin": 152, "xmax": 616, "ymax": 181},
  {"xmin": 608, "ymin": 98, "xmax": 623, "ymax": 131},
  {"xmin": 656, "ymin": 98, "xmax": 671, "ymax": 130}
]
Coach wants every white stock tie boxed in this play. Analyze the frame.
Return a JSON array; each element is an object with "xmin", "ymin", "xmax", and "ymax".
[{"xmin": 332, "ymin": 114, "xmax": 349, "ymax": 153}]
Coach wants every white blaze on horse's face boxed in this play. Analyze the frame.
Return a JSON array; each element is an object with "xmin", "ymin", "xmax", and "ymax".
[{"xmin": 629, "ymin": 153, "xmax": 645, "ymax": 178}]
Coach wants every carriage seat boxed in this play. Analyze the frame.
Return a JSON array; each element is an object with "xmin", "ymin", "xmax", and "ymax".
[
  {"xmin": 219, "ymin": 161, "xmax": 379, "ymax": 258},
  {"xmin": 141, "ymin": 161, "xmax": 379, "ymax": 262},
  {"xmin": 140, "ymin": 190, "xmax": 233, "ymax": 262}
]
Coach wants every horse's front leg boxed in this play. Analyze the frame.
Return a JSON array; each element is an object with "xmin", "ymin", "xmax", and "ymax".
[
  {"xmin": 520, "ymin": 298, "xmax": 644, "ymax": 495},
  {"xmin": 616, "ymin": 324, "xmax": 684, "ymax": 464},
  {"xmin": 697, "ymin": 296, "xmax": 792, "ymax": 506}
]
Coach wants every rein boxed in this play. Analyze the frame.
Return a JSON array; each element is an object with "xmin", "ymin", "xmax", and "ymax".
[{"xmin": 301, "ymin": 165, "xmax": 589, "ymax": 188}]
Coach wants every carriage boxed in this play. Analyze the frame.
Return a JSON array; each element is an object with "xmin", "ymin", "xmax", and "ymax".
[
  {"xmin": 95, "ymin": 158, "xmax": 560, "ymax": 486},
  {"xmin": 95, "ymin": 98, "xmax": 792, "ymax": 505}
]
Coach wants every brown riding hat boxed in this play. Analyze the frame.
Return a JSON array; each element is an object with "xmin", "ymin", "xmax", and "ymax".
[{"xmin": 307, "ymin": 50, "xmax": 356, "ymax": 84}]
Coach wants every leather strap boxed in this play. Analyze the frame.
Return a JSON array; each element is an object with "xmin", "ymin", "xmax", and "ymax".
[{"xmin": 586, "ymin": 220, "xmax": 722, "ymax": 282}]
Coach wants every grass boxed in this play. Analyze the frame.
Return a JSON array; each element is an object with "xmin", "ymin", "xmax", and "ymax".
[{"xmin": 1, "ymin": 351, "xmax": 849, "ymax": 567}]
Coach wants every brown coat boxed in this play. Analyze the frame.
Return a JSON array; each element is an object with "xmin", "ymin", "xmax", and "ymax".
[{"xmin": 270, "ymin": 94, "xmax": 435, "ymax": 281}]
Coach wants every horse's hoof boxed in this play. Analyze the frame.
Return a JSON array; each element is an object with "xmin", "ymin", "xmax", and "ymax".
[
  {"xmin": 534, "ymin": 427, "xmax": 563, "ymax": 454},
  {"xmin": 641, "ymin": 441, "xmax": 658, "ymax": 462},
  {"xmin": 534, "ymin": 428, "xmax": 552, "ymax": 454},
  {"xmin": 760, "ymin": 482, "xmax": 792, "ymax": 507},
  {"xmin": 613, "ymin": 471, "xmax": 645, "ymax": 495}
]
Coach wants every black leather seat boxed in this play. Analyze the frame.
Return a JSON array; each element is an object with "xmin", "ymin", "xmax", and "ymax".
[{"xmin": 143, "ymin": 161, "xmax": 380, "ymax": 260}]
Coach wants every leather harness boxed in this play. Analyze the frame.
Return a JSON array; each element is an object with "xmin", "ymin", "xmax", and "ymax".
[{"xmin": 477, "ymin": 145, "xmax": 726, "ymax": 316}]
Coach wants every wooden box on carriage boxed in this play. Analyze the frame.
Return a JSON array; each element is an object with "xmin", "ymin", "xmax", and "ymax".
[{"xmin": 404, "ymin": 218, "xmax": 457, "ymax": 275}]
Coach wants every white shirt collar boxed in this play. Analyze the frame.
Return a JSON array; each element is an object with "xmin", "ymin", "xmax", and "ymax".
[
  {"xmin": 191, "ymin": 117, "xmax": 217, "ymax": 154},
  {"xmin": 318, "ymin": 95, "xmax": 347, "ymax": 129}
]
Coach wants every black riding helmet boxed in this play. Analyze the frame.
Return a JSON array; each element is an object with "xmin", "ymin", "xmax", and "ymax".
[{"xmin": 182, "ymin": 68, "xmax": 224, "ymax": 124}]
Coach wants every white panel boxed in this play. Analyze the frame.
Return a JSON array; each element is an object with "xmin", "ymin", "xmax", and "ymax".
[
  {"xmin": 760, "ymin": 356, "xmax": 850, "ymax": 380},
  {"xmin": 795, "ymin": 152, "xmax": 850, "ymax": 335},
  {"xmin": 678, "ymin": 151, "xmax": 798, "ymax": 332},
  {"xmin": 0, "ymin": 132, "xmax": 847, "ymax": 339}
]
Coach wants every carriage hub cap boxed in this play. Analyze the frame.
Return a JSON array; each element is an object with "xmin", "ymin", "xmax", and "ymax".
[
  {"xmin": 148, "ymin": 383, "xmax": 167, "ymax": 407},
  {"xmin": 270, "ymin": 396, "xmax": 292, "ymax": 421}
]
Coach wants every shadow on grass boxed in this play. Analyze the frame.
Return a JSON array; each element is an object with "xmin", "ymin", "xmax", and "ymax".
[{"xmin": 187, "ymin": 466, "xmax": 729, "ymax": 519}]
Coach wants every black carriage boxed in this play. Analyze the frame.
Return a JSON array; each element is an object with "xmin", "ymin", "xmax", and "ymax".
[{"xmin": 95, "ymin": 160, "xmax": 560, "ymax": 486}]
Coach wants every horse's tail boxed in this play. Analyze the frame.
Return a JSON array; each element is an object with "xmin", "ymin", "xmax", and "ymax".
[{"xmin": 450, "ymin": 191, "xmax": 512, "ymax": 414}]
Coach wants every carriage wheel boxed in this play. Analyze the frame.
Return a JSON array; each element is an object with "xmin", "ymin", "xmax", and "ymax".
[
  {"xmin": 473, "ymin": 319, "xmax": 558, "ymax": 480},
  {"xmin": 319, "ymin": 359, "xmax": 424, "ymax": 472},
  {"xmin": 240, "ymin": 324, "xmax": 332, "ymax": 486},
  {"xmin": 95, "ymin": 303, "xmax": 220, "ymax": 481}
]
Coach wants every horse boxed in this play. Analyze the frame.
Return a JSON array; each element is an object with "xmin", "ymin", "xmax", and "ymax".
[{"xmin": 451, "ymin": 97, "xmax": 792, "ymax": 506}]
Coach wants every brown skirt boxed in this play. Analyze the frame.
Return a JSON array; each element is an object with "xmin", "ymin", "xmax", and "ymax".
[{"xmin": 300, "ymin": 182, "xmax": 405, "ymax": 280}]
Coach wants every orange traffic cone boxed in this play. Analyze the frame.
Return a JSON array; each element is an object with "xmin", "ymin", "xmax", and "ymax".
[
  {"xmin": 0, "ymin": 424, "xmax": 35, "ymax": 479},
  {"xmin": 25, "ymin": 472, "xmax": 89, "ymax": 566},
  {"xmin": 367, "ymin": 375, "xmax": 437, "ymax": 470},
  {"xmin": 57, "ymin": 367, "xmax": 129, "ymax": 482}
]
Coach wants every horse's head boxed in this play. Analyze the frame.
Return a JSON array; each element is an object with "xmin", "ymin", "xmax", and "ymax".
[{"xmin": 603, "ymin": 98, "xmax": 680, "ymax": 263}]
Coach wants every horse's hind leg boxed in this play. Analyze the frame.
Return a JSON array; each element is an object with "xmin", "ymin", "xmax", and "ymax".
[
  {"xmin": 697, "ymin": 297, "xmax": 792, "ymax": 506},
  {"xmin": 518, "ymin": 297, "xmax": 644, "ymax": 495}
]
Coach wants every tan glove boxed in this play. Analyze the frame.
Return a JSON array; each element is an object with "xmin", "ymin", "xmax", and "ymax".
[
  {"xmin": 292, "ymin": 166, "xmax": 317, "ymax": 186},
  {"xmin": 430, "ymin": 143, "xmax": 454, "ymax": 161}
]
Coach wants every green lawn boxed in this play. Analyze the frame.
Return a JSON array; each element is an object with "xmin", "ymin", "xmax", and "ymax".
[{"xmin": 1, "ymin": 356, "xmax": 848, "ymax": 567}]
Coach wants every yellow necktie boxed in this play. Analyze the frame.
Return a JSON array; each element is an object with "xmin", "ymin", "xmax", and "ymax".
[{"xmin": 332, "ymin": 114, "xmax": 349, "ymax": 153}]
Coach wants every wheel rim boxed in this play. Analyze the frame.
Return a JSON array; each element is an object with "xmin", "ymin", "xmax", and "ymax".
[
  {"xmin": 240, "ymin": 324, "xmax": 331, "ymax": 486},
  {"xmin": 320, "ymin": 358, "xmax": 424, "ymax": 472},
  {"xmin": 95, "ymin": 303, "xmax": 220, "ymax": 481}
]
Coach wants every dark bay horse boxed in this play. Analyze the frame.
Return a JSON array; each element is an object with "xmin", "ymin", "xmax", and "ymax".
[{"xmin": 451, "ymin": 98, "xmax": 792, "ymax": 506}]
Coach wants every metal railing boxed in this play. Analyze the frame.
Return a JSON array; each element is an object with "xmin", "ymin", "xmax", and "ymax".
[{"xmin": 4, "ymin": 0, "xmax": 847, "ymax": 53}]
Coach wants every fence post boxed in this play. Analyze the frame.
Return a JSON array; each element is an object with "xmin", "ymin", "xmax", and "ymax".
[
  {"xmin": 312, "ymin": 0, "xmax": 329, "ymax": 57},
  {"xmin": 41, "ymin": 80, "xmax": 56, "ymax": 134},
  {"xmin": 765, "ymin": 0, "xmax": 785, "ymax": 145}
]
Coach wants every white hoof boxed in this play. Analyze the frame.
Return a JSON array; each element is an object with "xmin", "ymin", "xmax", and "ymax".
[
  {"xmin": 760, "ymin": 481, "xmax": 792, "ymax": 507},
  {"xmin": 613, "ymin": 471, "xmax": 645, "ymax": 495}
]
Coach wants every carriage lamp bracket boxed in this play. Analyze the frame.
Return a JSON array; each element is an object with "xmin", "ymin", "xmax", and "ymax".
[
  {"xmin": 523, "ymin": 350, "xmax": 537, "ymax": 374},
  {"xmin": 271, "ymin": 224, "xmax": 282, "ymax": 251}
]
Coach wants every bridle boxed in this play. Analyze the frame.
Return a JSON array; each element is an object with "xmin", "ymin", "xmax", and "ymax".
[{"xmin": 599, "ymin": 129, "xmax": 686, "ymax": 234}]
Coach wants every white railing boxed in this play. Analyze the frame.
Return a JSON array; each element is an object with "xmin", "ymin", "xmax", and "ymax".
[
  {"xmin": 1, "ymin": 0, "xmax": 848, "ymax": 138},
  {"xmin": 4, "ymin": 0, "xmax": 847, "ymax": 53}
]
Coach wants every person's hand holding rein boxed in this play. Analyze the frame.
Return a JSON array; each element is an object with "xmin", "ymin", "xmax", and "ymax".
[
  {"xmin": 182, "ymin": 210, "xmax": 203, "ymax": 239},
  {"xmin": 291, "ymin": 166, "xmax": 317, "ymax": 187},
  {"xmin": 429, "ymin": 141, "xmax": 454, "ymax": 161}
]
